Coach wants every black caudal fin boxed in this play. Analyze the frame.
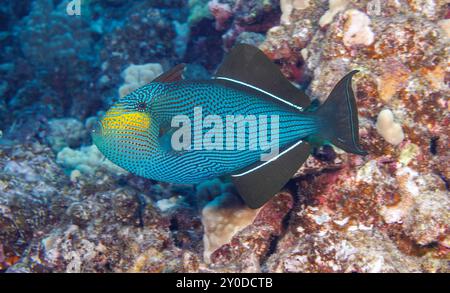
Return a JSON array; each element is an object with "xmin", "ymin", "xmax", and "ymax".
[
  {"xmin": 315, "ymin": 71, "xmax": 367, "ymax": 155},
  {"xmin": 232, "ymin": 141, "xmax": 311, "ymax": 209}
]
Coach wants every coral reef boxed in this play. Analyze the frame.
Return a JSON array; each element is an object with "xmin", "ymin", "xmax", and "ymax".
[
  {"xmin": 0, "ymin": 0, "xmax": 448, "ymax": 273},
  {"xmin": 14, "ymin": 0, "xmax": 100, "ymax": 119},
  {"xmin": 319, "ymin": 0, "xmax": 348, "ymax": 27},
  {"xmin": 207, "ymin": 192, "xmax": 294, "ymax": 272},
  {"xmin": 376, "ymin": 109, "xmax": 405, "ymax": 145},
  {"xmin": 202, "ymin": 192, "xmax": 259, "ymax": 261},
  {"xmin": 118, "ymin": 63, "xmax": 163, "ymax": 98},
  {"xmin": 56, "ymin": 145, "xmax": 128, "ymax": 177},
  {"xmin": 258, "ymin": 0, "xmax": 449, "ymax": 272},
  {"xmin": 280, "ymin": 0, "xmax": 312, "ymax": 25},
  {"xmin": 45, "ymin": 118, "xmax": 89, "ymax": 152},
  {"xmin": 342, "ymin": 9, "xmax": 374, "ymax": 47},
  {"xmin": 1, "ymin": 0, "xmax": 187, "ymax": 141},
  {"xmin": 98, "ymin": 4, "xmax": 178, "ymax": 103},
  {"xmin": 260, "ymin": 0, "xmax": 327, "ymax": 83},
  {"xmin": 263, "ymin": 160, "xmax": 449, "ymax": 272},
  {"xmin": 0, "ymin": 142, "xmax": 202, "ymax": 273},
  {"xmin": 208, "ymin": 0, "xmax": 282, "ymax": 50},
  {"xmin": 188, "ymin": 0, "xmax": 213, "ymax": 25},
  {"xmin": 0, "ymin": 143, "xmax": 68, "ymax": 270}
]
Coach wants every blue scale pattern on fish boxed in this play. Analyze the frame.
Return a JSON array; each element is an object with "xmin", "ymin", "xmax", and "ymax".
[
  {"xmin": 93, "ymin": 44, "xmax": 366, "ymax": 208},
  {"xmin": 94, "ymin": 80, "xmax": 321, "ymax": 184}
]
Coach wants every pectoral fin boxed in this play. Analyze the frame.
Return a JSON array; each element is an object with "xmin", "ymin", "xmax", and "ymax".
[{"xmin": 232, "ymin": 141, "xmax": 311, "ymax": 209}]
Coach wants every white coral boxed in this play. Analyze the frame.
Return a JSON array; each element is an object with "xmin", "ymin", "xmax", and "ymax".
[
  {"xmin": 118, "ymin": 63, "xmax": 163, "ymax": 98},
  {"xmin": 56, "ymin": 145, "xmax": 128, "ymax": 176},
  {"xmin": 376, "ymin": 109, "xmax": 405, "ymax": 145},
  {"xmin": 202, "ymin": 193, "xmax": 259, "ymax": 262},
  {"xmin": 319, "ymin": 0, "xmax": 349, "ymax": 27},
  {"xmin": 342, "ymin": 9, "xmax": 374, "ymax": 47},
  {"xmin": 280, "ymin": 0, "xmax": 310, "ymax": 24}
]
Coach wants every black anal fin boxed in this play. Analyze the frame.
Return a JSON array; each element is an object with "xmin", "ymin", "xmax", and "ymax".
[
  {"xmin": 232, "ymin": 141, "xmax": 311, "ymax": 209},
  {"xmin": 153, "ymin": 64, "xmax": 186, "ymax": 83},
  {"xmin": 214, "ymin": 44, "xmax": 311, "ymax": 109}
]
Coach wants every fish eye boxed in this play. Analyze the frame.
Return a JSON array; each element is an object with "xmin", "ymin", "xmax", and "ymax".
[{"xmin": 136, "ymin": 101, "xmax": 147, "ymax": 111}]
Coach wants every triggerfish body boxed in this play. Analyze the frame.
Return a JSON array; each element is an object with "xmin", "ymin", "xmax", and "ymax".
[{"xmin": 93, "ymin": 44, "xmax": 367, "ymax": 208}]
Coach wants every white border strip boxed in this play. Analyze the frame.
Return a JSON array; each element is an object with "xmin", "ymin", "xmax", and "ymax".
[
  {"xmin": 232, "ymin": 140, "xmax": 304, "ymax": 177},
  {"xmin": 213, "ymin": 76, "xmax": 303, "ymax": 111}
]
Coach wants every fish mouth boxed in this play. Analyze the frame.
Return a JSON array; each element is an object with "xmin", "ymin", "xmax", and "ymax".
[
  {"xmin": 91, "ymin": 120, "xmax": 103, "ymax": 146},
  {"xmin": 92, "ymin": 120, "xmax": 103, "ymax": 137}
]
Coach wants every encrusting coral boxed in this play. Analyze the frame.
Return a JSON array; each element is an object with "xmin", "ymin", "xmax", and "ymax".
[
  {"xmin": 280, "ymin": 0, "xmax": 311, "ymax": 25},
  {"xmin": 319, "ymin": 0, "xmax": 349, "ymax": 27},
  {"xmin": 118, "ymin": 63, "xmax": 163, "ymax": 98},
  {"xmin": 375, "ymin": 109, "xmax": 405, "ymax": 146},
  {"xmin": 56, "ymin": 145, "xmax": 128, "ymax": 177},
  {"xmin": 342, "ymin": 9, "xmax": 374, "ymax": 47},
  {"xmin": 229, "ymin": 0, "xmax": 449, "ymax": 272},
  {"xmin": 202, "ymin": 192, "xmax": 259, "ymax": 262},
  {"xmin": 45, "ymin": 118, "xmax": 88, "ymax": 152}
]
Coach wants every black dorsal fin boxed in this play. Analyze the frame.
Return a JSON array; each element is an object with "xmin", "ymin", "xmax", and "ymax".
[
  {"xmin": 232, "ymin": 141, "xmax": 311, "ymax": 209},
  {"xmin": 214, "ymin": 44, "xmax": 310, "ymax": 109},
  {"xmin": 154, "ymin": 63, "xmax": 186, "ymax": 83}
]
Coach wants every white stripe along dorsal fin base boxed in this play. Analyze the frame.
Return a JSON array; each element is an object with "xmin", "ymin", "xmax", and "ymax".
[{"xmin": 213, "ymin": 76, "xmax": 304, "ymax": 111}]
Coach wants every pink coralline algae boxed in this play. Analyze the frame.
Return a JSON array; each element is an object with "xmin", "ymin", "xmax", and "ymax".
[
  {"xmin": 201, "ymin": 0, "xmax": 449, "ymax": 272},
  {"xmin": 206, "ymin": 193, "xmax": 294, "ymax": 272},
  {"xmin": 208, "ymin": 0, "xmax": 234, "ymax": 30},
  {"xmin": 259, "ymin": 0, "xmax": 327, "ymax": 83},
  {"xmin": 257, "ymin": 0, "xmax": 448, "ymax": 272}
]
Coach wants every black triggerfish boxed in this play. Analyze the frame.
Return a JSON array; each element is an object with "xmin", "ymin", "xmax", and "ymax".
[{"xmin": 93, "ymin": 44, "xmax": 367, "ymax": 208}]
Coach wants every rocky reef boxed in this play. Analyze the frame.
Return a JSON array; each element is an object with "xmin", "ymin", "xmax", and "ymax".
[{"xmin": 0, "ymin": 0, "xmax": 448, "ymax": 272}]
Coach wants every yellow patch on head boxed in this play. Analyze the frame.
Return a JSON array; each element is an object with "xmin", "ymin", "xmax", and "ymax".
[{"xmin": 101, "ymin": 108, "xmax": 151, "ymax": 132}]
